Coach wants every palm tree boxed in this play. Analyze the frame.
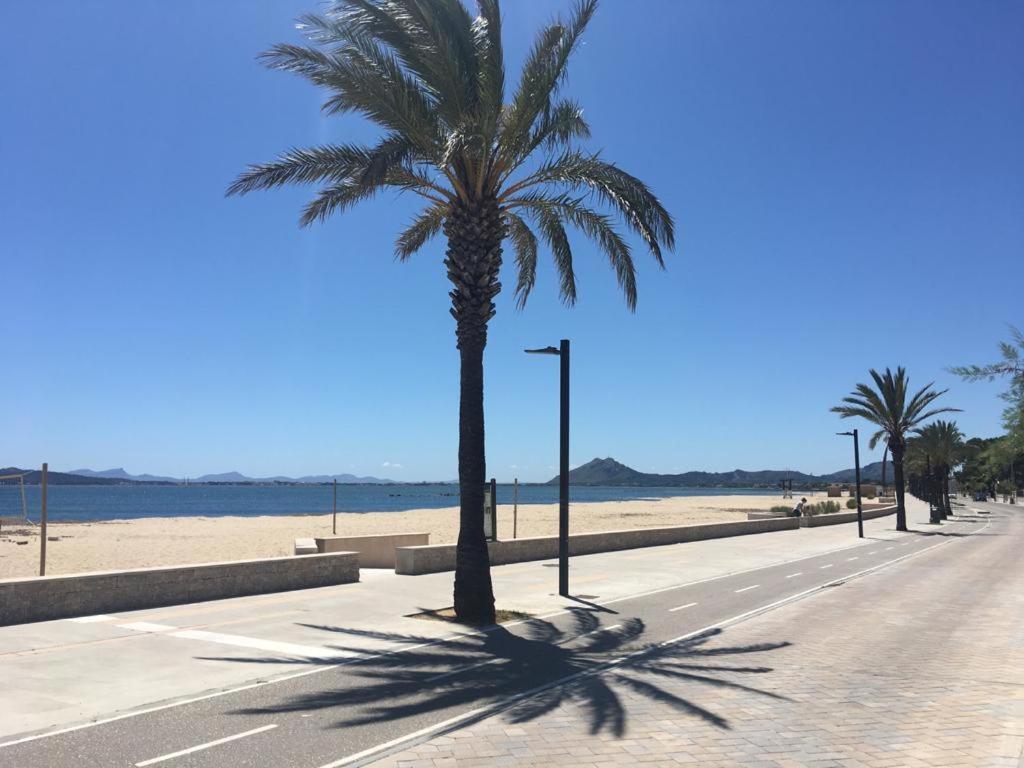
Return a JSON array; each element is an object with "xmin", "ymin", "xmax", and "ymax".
[
  {"xmin": 831, "ymin": 368, "xmax": 959, "ymax": 531},
  {"xmin": 227, "ymin": 0, "xmax": 674, "ymax": 623},
  {"xmin": 913, "ymin": 420, "xmax": 965, "ymax": 519}
]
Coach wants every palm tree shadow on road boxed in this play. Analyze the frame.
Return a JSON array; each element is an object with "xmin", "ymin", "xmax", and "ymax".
[{"xmin": 201, "ymin": 608, "xmax": 791, "ymax": 736}]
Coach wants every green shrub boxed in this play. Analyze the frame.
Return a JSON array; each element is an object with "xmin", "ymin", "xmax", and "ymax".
[
  {"xmin": 864, "ymin": 487, "xmax": 876, "ymax": 499},
  {"xmin": 770, "ymin": 505, "xmax": 791, "ymax": 514},
  {"xmin": 806, "ymin": 500, "xmax": 842, "ymax": 516},
  {"xmin": 846, "ymin": 498, "xmax": 858, "ymax": 509}
]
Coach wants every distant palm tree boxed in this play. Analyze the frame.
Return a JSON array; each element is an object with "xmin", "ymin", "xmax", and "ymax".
[
  {"xmin": 227, "ymin": 0, "xmax": 674, "ymax": 623},
  {"xmin": 913, "ymin": 420, "xmax": 965, "ymax": 519},
  {"xmin": 831, "ymin": 368, "xmax": 959, "ymax": 531}
]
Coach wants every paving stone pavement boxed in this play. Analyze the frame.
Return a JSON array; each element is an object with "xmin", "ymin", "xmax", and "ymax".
[{"xmin": 371, "ymin": 511, "xmax": 1024, "ymax": 768}]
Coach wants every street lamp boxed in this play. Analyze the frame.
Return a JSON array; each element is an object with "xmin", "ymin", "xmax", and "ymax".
[
  {"xmin": 525, "ymin": 339, "xmax": 570, "ymax": 597},
  {"xmin": 836, "ymin": 430, "xmax": 864, "ymax": 538}
]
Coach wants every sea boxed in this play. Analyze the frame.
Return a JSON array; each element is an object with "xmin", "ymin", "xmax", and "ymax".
[{"xmin": 0, "ymin": 484, "xmax": 775, "ymax": 523}]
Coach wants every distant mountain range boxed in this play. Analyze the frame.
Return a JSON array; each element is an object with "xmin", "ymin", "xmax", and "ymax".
[
  {"xmin": 3, "ymin": 458, "xmax": 892, "ymax": 488},
  {"xmin": 546, "ymin": 457, "xmax": 893, "ymax": 488},
  {"xmin": 2, "ymin": 467, "xmax": 394, "ymax": 485}
]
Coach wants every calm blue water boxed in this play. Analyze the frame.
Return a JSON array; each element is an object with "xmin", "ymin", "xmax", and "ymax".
[{"xmin": 0, "ymin": 484, "xmax": 774, "ymax": 522}]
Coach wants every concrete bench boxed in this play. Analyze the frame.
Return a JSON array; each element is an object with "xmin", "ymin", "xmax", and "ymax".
[
  {"xmin": 316, "ymin": 532, "xmax": 429, "ymax": 568},
  {"xmin": 294, "ymin": 537, "xmax": 318, "ymax": 555}
]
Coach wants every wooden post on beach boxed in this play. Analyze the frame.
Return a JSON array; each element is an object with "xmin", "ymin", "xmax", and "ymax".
[
  {"xmin": 39, "ymin": 463, "xmax": 48, "ymax": 577},
  {"xmin": 332, "ymin": 479, "xmax": 337, "ymax": 535},
  {"xmin": 513, "ymin": 478, "xmax": 518, "ymax": 539}
]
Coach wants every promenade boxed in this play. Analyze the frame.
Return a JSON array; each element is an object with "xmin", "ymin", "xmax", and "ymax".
[{"xmin": 0, "ymin": 498, "xmax": 1019, "ymax": 767}]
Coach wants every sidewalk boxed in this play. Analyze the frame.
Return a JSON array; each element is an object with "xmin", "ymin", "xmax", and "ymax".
[
  {"xmin": 2, "ymin": 499, "xmax": 930, "ymax": 740},
  {"xmin": 372, "ymin": 501, "xmax": 1024, "ymax": 768}
]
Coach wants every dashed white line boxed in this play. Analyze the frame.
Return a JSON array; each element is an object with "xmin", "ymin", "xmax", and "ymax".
[
  {"xmin": 820, "ymin": 564, "xmax": 834, "ymax": 569},
  {"xmin": 885, "ymin": 547, "xmax": 895, "ymax": 551},
  {"xmin": 785, "ymin": 572, "xmax": 803, "ymax": 579},
  {"xmin": 669, "ymin": 602, "xmax": 698, "ymax": 612},
  {"xmin": 135, "ymin": 724, "xmax": 277, "ymax": 766},
  {"xmin": 68, "ymin": 615, "xmax": 117, "ymax": 624},
  {"xmin": 734, "ymin": 584, "xmax": 760, "ymax": 593},
  {"xmin": 868, "ymin": 551, "xmax": 878, "ymax": 555},
  {"xmin": 119, "ymin": 622, "xmax": 176, "ymax": 634},
  {"xmin": 846, "ymin": 557, "xmax": 859, "ymax": 562}
]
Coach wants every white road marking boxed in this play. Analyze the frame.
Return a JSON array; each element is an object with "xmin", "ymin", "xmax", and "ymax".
[
  {"xmin": 316, "ymin": 534, "xmax": 964, "ymax": 768},
  {"xmin": 885, "ymin": 546, "xmax": 895, "ymax": 551},
  {"xmin": 820, "ymin": 564, "xmax": 833, "ymax": 569},
  {"xmin": 134, "ymin": 724, "xmax": 277, "ymax": 766},
  {"xmin": 119, "ymin": 622, "xmax": 176, "ymax": 633},
  {"xmin": 785, "ymin": 572, "xmax": 802, "ymax": 579},
  {"xmin": 68, "ymin": 615, "xmax": 117, "ymax": 624},
  {"xmin": 846, "ymin": 557, "xmax": 859, "ymax": 562},
  {"xmin": 669, "ymin": 602, "xmax": 698, "ymax": 612},
  {"xmin": 170, "ymin": 629, "xmax": 356, "ymax": 659},
  {"xmin": 868, "ymin": 551, "xmax": 878, "ymax": 555},
  {"xmin": 734, "ymin": 584, "xmax": 760, "ymax": 593}
]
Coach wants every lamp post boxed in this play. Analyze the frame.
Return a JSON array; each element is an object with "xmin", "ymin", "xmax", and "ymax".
[
  {"xmin": 526, "ymin": 339, "xmax": 570, "ymax": 597},
  {"xmin": 837, "ymin": 430, "xmax": 864, "ymax": 538}
]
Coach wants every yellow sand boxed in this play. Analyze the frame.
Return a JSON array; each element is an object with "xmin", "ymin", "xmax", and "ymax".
[{"xmin": 0, "ymin": 493, "xmax": 822, "ymax": 578}]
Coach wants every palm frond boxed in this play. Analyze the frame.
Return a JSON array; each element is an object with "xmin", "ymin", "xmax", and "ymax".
[
  {"xmin": 299, "ymin": 179, "xmax": 378, "ymax": 226},
  {"xmin": 508, "ymin": 193, "xmax": 637, "ymax": 309},
  {"xmin": 532, "ymin": 207, "xmax": 576, "ymax": 306},
  {"xmin": 502, "ymin": 151, "xmax": 674, "ymax": 265},
  {"xmin": 505, "ymin": 211, "xmax": 538, "ymax": 309},
  {"xmin": 498, "ymin": 0, "xmax": 597, "ymax": 164},
  {"xmin": 396, "ymin": 203, "xmax": 448, "ymax": 260}
]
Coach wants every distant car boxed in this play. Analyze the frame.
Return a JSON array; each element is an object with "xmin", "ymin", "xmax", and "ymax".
[{"xmin": 972, "ymin": 491, "xmax": 988, "ymax": 502}]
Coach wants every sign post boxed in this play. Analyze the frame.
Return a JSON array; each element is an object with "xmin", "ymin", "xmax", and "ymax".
[
  {"xmin": 483, "ymin": 477, "xmax": 497, "ymax": 541},
  {"xmin": 39, "ymin": 463, "xmax": 48, "ymax": 577}
]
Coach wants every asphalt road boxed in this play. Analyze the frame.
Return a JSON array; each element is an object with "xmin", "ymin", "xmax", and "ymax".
[{"xmin": 0, "ymin": 507, "xmax": 999, "ymax": 768}]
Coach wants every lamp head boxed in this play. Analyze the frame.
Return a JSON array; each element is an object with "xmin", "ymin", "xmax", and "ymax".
[{"xmin": 524, "ymin": 346, "xmax": 560, "ymax": 356}]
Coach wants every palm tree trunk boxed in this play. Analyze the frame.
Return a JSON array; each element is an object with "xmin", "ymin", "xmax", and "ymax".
[
  {"xmin": 942, "ymin": 470, "xmax": 952, "ymax": 517},
  {"xmin": 446, "ymin": 198, "xmax": 503, "ymax": 625},
  {"xmin": 891, "ymin": 439, "xmax": 908, "ymax": 531},
  {"xmin": 453, "ymin": 334, "xmax": 495, "ymax": 622},
  {"xmin": 881, "ymin": 446, "xmax": 888, "ymax": 494}
]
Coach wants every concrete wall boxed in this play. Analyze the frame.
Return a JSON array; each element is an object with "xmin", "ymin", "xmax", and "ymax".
[
  {"xmin": 800, "ymin": 505, "xmax": 896, "ymax": 528},
  {"xmin": 395, "ymin": 517, "xmax": 800, "ymax": 575},
  {"xmin": 316, "ymin": 533, "xmax": 429, "ymax": 568},
  {"xmin": 0, "ymin": 552, "xmax": 360, "ymax": 627}
]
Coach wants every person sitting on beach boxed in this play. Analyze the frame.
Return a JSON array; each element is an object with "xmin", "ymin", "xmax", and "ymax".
[{"xmin": 792, "ymin": 497, "xmax": 807, "ymax": 517}]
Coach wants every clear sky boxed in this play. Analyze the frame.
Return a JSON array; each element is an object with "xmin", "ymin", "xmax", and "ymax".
[{"xmin": 3, "ymin": 0, "xmax": 1022, "ymax": 482}]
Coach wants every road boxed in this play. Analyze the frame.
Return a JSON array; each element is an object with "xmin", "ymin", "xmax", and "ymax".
[{"xmin": 0, "ymin": 503, "xmax": 1007, "ymax": 768}]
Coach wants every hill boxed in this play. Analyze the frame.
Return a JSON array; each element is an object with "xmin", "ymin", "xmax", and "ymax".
[
  {"xmin": 68, "ymin": 468, "xmax": 394, "ymax": 484},
  {"xmin": 548, "ymin": 457, "xmax": 893, "ymax": 487},
  {"xmin": 0, "ymin": 467, "xmax": 124, "ymax": 485}
]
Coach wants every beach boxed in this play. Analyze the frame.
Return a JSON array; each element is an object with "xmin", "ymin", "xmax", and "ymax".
[{"xmin": 0, "ymin": 493, "xmax": 822, "ymax": 578}]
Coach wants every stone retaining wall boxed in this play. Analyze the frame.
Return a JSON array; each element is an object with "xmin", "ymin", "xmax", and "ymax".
[
  {"xmin": 0, "ymin": 552, "xmax": 360, "ymax": 627},
  {"xmin": 800, "ymin": 505, "xmax": 896, "ymax": 527},
  {"xmin": 395, "ymin": 517, "xmax": 800, "ymax": 575}
]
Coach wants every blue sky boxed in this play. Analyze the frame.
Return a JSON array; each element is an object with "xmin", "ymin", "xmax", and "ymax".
[{"xmin": 3, "ymin": 0, "xmax": 1021, "ymax": 482}]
